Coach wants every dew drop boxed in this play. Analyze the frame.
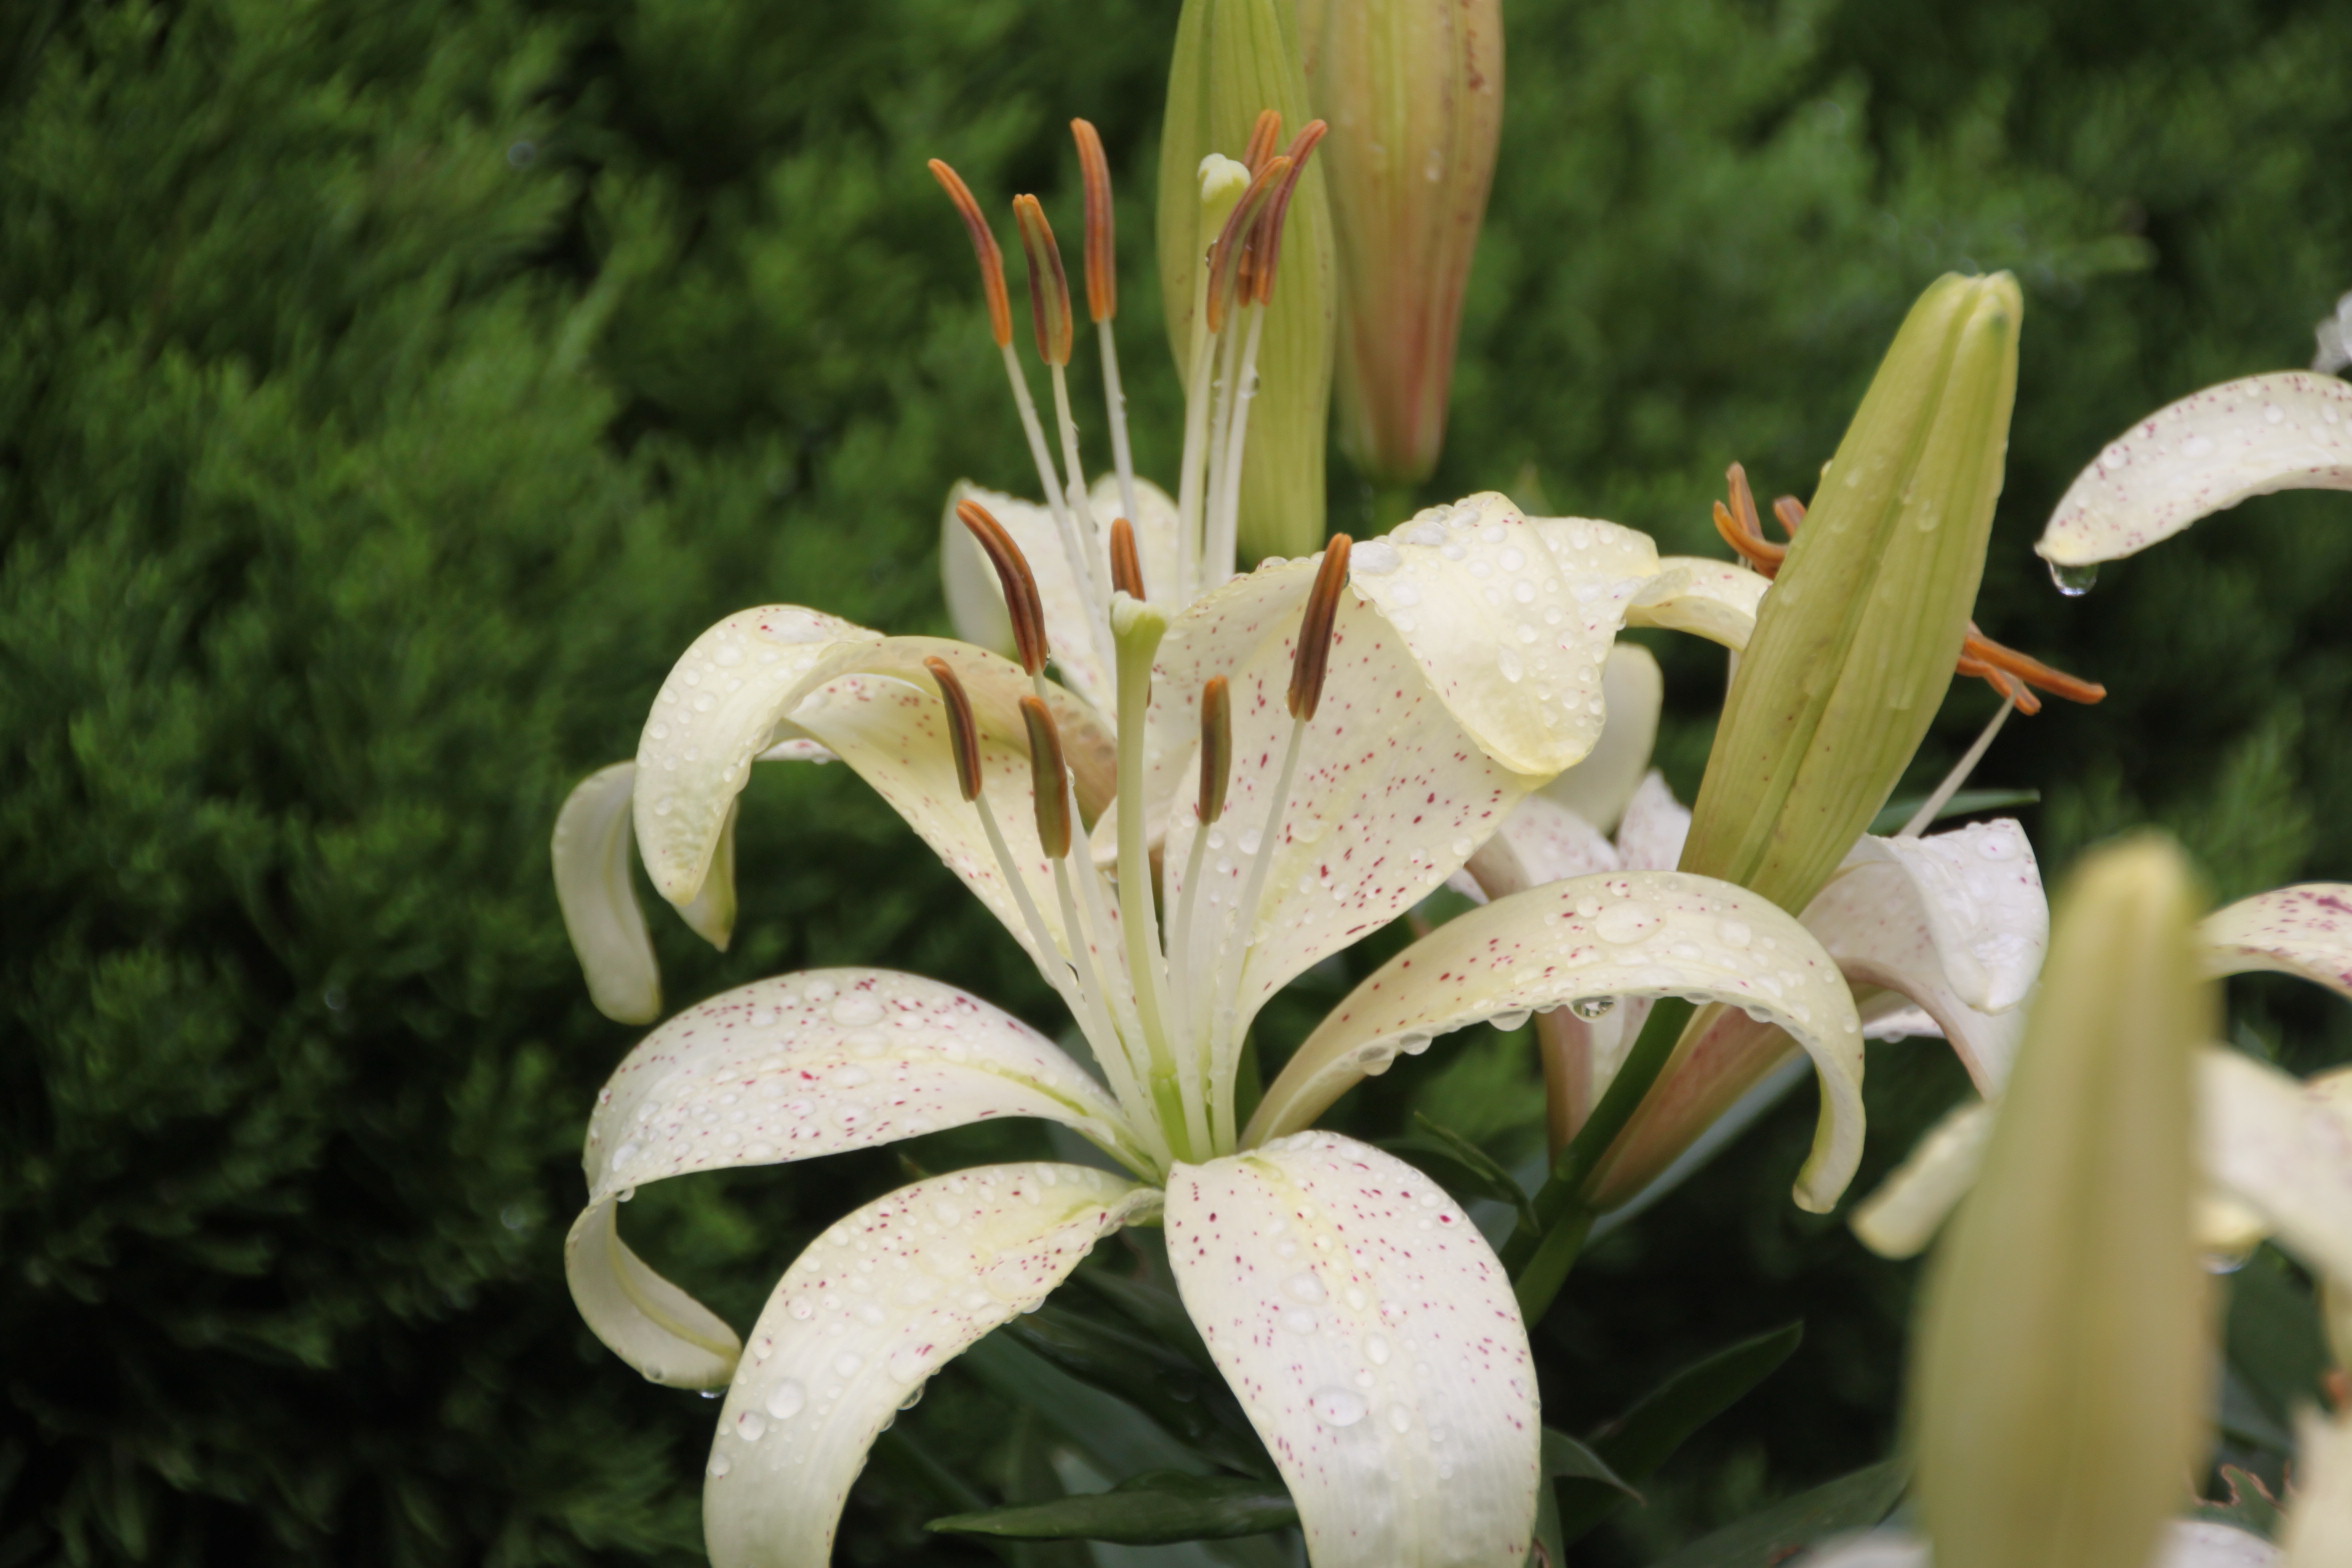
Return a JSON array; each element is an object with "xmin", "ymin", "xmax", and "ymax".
[
  {"xmin": 2048, "ymin": 560, "xmax": 2098, "ymax": 597},
  {"xmin": 1364, "ymin": 1333, "xmax": 1391, "ymax": 1366},
  {"xmin": 1283, "ymin": 1307, "xmax": 1319, "ymax": 1334},
  {"xmin": 735, "ymin": 1410, "xmax": 767, "ymax": 1442},
  {"xmin": 1310, "ymin": 1388, "xmax": 1369, "ymax": 1428},
  {"xmin": 1285, "ymin": 1271, "xmax": 1328, "ymax": 1305},
  {"xmin": 1594, "ymin": 904, "xmax": 1661, "ymax": 944},
  {"xmin": 1568, "ymin": 996, "xmax": 1615, "ymax": 1021},
  {"xmin": 708, "ymin": 1454, "xmax": 733, "ymax": 1478},
  {"xmin": 830, "ymin": 995, "xmax": 885, "ymax": 1027},
  {"xmin": 1487, "ymin": 1008, "xmax": 1531, "ymax": 1033},
  {"xmin": 1386, "ymin": 1403, "xmax": 1413, "ymax": 1434},
  {"xmin": 834, "ymin": 1352, "xmax": 863, "ymax": 1377}
]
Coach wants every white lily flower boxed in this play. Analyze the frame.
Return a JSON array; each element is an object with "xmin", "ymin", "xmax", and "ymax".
[{"xmin": 560, "ymin": 503, "xmax": 1863, "ymax": 1568}]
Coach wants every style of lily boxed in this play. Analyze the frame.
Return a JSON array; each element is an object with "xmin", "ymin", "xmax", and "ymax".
[{"xmin": 558, "ymin": 487, "xmax": 1884, "ymax": 1567}]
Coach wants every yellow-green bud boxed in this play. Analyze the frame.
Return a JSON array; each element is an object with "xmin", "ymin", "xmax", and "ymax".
[
  {"xmin": 1913, "ymin": 833, "xmax": 2213, "ymax": 1568},
  {"xmin": 1679, "ymin": 273, "xmax": 2021, "ymax": 914},
  {"xmin": 1158, "ymin": 0, "xmax": 1336, "ymax": 561},
  {"xmin": 1297, "ymin": 0, "xmax": 1503, "ymax": 489}
]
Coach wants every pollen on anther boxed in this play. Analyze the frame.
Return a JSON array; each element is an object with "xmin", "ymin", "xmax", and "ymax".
[
  {"xmin": 923, "ymin": 657, "xmax": 986, "ymax": 802},
  {"xmin": 1109, "ymin": 517, "xmax": 1146, "ymax": 599},
  {"xmin": 1198, "ymin": 676, "xmax": 1233, "ymax": 825},
  {"xmin": 1251, "ymin": 121, "xmax": 1328, "ymax": 307},
  {"xmin": 1289, "ymin": 534, "xmax": 1354, "ymax": 722},
  {"xmin": 1206, "ymin": 156, "xmax": 1288, "ymax": 335},
  {"xmin": 928, "ymin": 159, "xmax": 1012, "ymax": 349},
  {"xmin": 1012, "ymin": 194, "xmax": 1075, "ymax": 367},
  {"xmin": 1241, "ymin": 110, "xmax": 1283, "ymax": 175},
  {"xmin": 956, "ymin": 499, "xmax": 1050, "ymax": 675},
  {"xmin": 1071, "ymin": 120, "xmax": 1116, "ymax": 324},
  {"xmin": 1018, "ymin": 696, "xmax": 1073, "ymax": 859}
]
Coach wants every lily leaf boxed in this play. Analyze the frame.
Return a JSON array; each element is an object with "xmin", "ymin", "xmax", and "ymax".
[
  {"xmin": 1543, "ymin": 1427, "xmax": 1638, "ymax": 1498},
  {"xmin": 1078, "ymin": 1264, "xmax": 1219, "ymax": 1371},
  {"xmin": 1006, "ymin": 1305, "xmax": 1272, "ymax": 1476},
  {"xmin": 2224, "ymin": 1247, "xmax": 2332, "ymax": 1429},
  {"xmin": 1383, "ymin": 1114, "xmax": 1538, "ymax": 1235},
  {"xmin": 931, "ymin": 1470, "xmax": 1297, "ymax": 1545},
  {"xmin": 1645, "ymin": 1459, "xmax": 1910, "ymax": 1568},
  {"xmin": 1866, "ymin": 787, "xmax": 2040, "ymax": 836},
  {"xmin": 1556, "ymin": 1322, "xmax": 1805, "ymax": 1541},
  {"xmin": 960, "ymin": 1333, "xmax": 1209, "ymax": 1481}
]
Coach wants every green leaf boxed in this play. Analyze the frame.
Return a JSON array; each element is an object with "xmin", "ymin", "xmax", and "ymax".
[
  {"xmin": 931, "ymin": 1471, "xmax": 1297, "ymax": 1545},
  {"xmin": 1079, "ymin": 1264, "xmax": 1219, "ymax": 1370},
  {"xmin": 960, "ymin": 1333, "xmax": 1209, "ymax": 1480},
  {"xmin": 1645, "ymin": 1459, "xmax": 1910, "ymax": 1568},
  {"xmin": 1867, "ymin": 787, "xmax": 2041, "ymax": 835},
  {"xmin": 1542, "ymin": 1427, "xmax": 1638, "ymax": 1499},
  {"xmin": 2193, "ymin": 1467, "xmax": 2286, "ymax": 1540},
  {"xmin": 1005, "ymin": 1304, "xmax": 1272, "ymax": 1476},
  {"xmin": 1382, "ymin": 1113, "xmax": 1537, "ymax": 1234},
  {"xmin": 1556, "ymin": 1322, "xmax": 1805, "ymax": 1542},
  {"xmin": 2225, "ymin": 1246, "xmax": 2332, "ymax": 1427}
]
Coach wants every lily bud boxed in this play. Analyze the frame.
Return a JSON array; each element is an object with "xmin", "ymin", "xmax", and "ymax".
[
  {"xmin": 1679, "ymin": 273, "xmax": 2022, "ymax": 915},
  {"xmin": 1913, "ymin": 834, "xmax": 2213, "ymax": 1568},
  {"xmin": 1296, "ymin": 0, "xmax": 1502, "ymax": 490},
  {"xmin": 1157, "ymin": 0, "xmax": 1336, "ymax": 561}
]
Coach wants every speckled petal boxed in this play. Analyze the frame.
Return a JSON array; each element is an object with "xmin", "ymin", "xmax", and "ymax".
[
  {"xmin": 2202, "ymin": 883, "xmax": 2352, "ymax": 1002},
  {"xmin": 2200, "ymin": 1049, "xmax": 2352, "ymax": 1285},
  {"xmin": 1164, "ymin": 1133, "xmax": 1539, "ymax": 1568},
  {"xmin": 2039, "ymin": 372, "xmax": 2352, "ymax": 567},
  {"xmin": 705, "ymin": 1164, "xmax": 1157, "ymax": 1568},
  {"xmin": 1456, "ymin": 793, "xmax": 1620, "ymax": 906},
  {"xmin": 1613, "ymin": 771, "xmax": 1692, "ymax": 876},
  {"xmin": 1356, "ymin": 498, "xmax": 1659, "ymax": 777},
  {"xmin": 1163, "ymin": 590, "xmax": 1529, "ymax": 1042},
  {"xmin": 1625, "ymin": 557, "xmax": 1769, "ymax": 651},
  {"xmin": 1539, "ymin": 643, "xmax": 1663, "ymax": 834},
  {"xmin": 1249, "ymin": 872, "xmax": 1866, "ymax": 1212},
  {"xmin": 1800, "ymin": 822, "xmax": 2046, "ymax": 1093},
  {"xmin": 552, "ymin": 762, "xmax": 663, "ymax": 1025},
  {"xmin": 1851, "ymin": 1098, "xmax": 1994, "ymax": 1259},
  {"xmin": 566, "ymin": 969, "xmax": 1144, "ymax": 1388}
]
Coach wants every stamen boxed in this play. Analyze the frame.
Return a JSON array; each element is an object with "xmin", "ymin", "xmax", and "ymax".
[
  {"xmin": 956, "ymin": 498, "xmax": 1050, "ymax": 675},
  {"xmin": 1019, "ymin": 696, "xmax": 1072, "ymax": 858},
  {"xmin": 1250, "ymin": 121, "xmax": 1328, "ymax": 307},
  {"xmin": 1288, "ymin": 535, "xmax": 1354, "ymax": 721},
  {"xmin": 1109, "ymin": 516, "xmax": 1146, "ymax": 599},
  {"xmin": 1899, "ymin": 693, "xmax": 2018, "ymax": 838},
  {"xmin": 1241, "ymin": 109, "xmax": 1282, "ymax": 174},
  {"xmin": 1071, "ymin": 119, "xmax": 1117, "ymax": 325},
  {"xmin": 1012, "ymin": 194, "xmax": 1075, "ymax": 369},
  {"xmin": 1961, "ymin": 624, "xmax": 2107, "ymax": 706},
  {"xmin": 923, "ymin": 656, "xmax": 985, "ymax": 801},
  {"xmin": 1772, "ymin": 494, "xmax": 1806, "ymax": 539},
  {"xmin": 1204, "ymin": 156, "xmax": 1288, "ymax": 336},
  {"xmin": 1197, "ymin": 676, "xmax": 1233, "ymax": 824},
  {"xmin": 927, "ymin": 159, "xmax": 1012, "ymax": 348}
]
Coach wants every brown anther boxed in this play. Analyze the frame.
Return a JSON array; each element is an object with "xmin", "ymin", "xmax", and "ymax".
[
  {"xmin": 1250, "ymin": 120, "xmax": 1327, "ymax": 308},
  {"xmin": 924, "ymin": 656, "xmax": 986, "ymax": 801},
  {"xmin": 928, "ymin": 159, "xmax": 1012, "ymax": 349},
  {"xmin": 1012, "ymin": 194, "xmax": 1075, "ymax": 368},
  {"xmin": 1961, "ymin": 624, "xmax": 2107, "ymax": 707},
  {"xmin": 1772, "ymin": 495, "xmax": 1806, "ymax": 540},
  {"xmin": 1198, "ymin": 676, "xmax": 1233, "ymax": 824},
  {"xmin": 1288, "ymin": 534, "xmax": 1353, "ymax": 721},
  {"xmin": 956, "ymin": 498, "xmax": 1050, "ymax": 675},
  {"xmin": 1070, "ymin": 119, "xmax": 1117, "ymax": 324},
  {"xmin": 1241, "ymin": 109, "xmax": 1282, "ymax": 175},
  {"xmin": 1018, "ymin": 695, "xmax": 1072, "ymax": 858},
  {"xmin": 1205, "ymin": 155, "xmax": 1288, "ymax": 335},
  {"xmin": 1109, "ymin": 516, "xmax": 1146, "ymax": 599}
]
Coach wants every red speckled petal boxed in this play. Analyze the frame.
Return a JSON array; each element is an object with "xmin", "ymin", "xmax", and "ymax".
[
  {"xmin": 1457, "ymin": 792, "xmax": 1620, "ymax": 905},
  {"xmin": 1252, "ymin": 871, "xmax": 1866, "ymax": 1213},
  {"xmin": 2039, "ymin": 371, "xmax": 2352, "ymax": 567},
  {"xmin": 566, "ymin": 969, "xmax": 1143, "ymax": 1388},
  {"xmin": 704, "ymin": 1164, "xmax": 1155, "ymax": 1568},
  {"xmin": 1165, "ymin": 1133, "xmax": 1539, "ymax": 1568},
  {"xmin": 2202, "ymin": 883, "xmax": 2352, "ymax": 1002}
]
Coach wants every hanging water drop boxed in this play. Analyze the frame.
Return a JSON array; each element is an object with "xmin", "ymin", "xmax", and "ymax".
[
  {"xmin": 2047, "ymin": 560, "xmax": 2098, "ymax": 597},
  {"xmin": 1569, "ymin": 996, "xmax": 1616, "ymax": 1021}
]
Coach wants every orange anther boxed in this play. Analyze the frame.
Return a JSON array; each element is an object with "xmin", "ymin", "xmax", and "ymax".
[
  {"xmin": 1109, "ymin": 516, "xmax": 1146, "ymax": 599},
  {"xmin": 1198, "ymin": 676, "xmax": 1233, "ymax": 825},
  {"xmin": 1071, "ymin": 119, "xmax": 1117, "ymax": 324},
  {"xmin": 1205, "ymin": 155, "xmax": 1288, "ymax": 335},
  {"xmin": 1012, "ymin": 194, "xmax": 1075, "ymax": 368},
  {"xmin": 1771, "ymin": 495, "xmax": 1806, "ymax": 540},
  {"xmin": 1289, "ymin": 534, "xmax": 1353, "ymax": 721},
  {"xmin": 1242, "ymin": 109, "xmax": 1283, "ymax": 175},
  {"xmin": 956, "ymin": 499, "xmax": 1050, "ymax": 676},
  {"xmin": 928, "ymin": 159, "xmax": 1012, "ymax": 349},
  {"xmin": 924, "ymin": 656, "xmax": 986, "ymax": 801},
  {"xmin": 1019, "ymin": 695, "xmax": 1072, "ymax": 858},
  {"xmin": 1961, "ymin": 624, "xmax": 2106, "ymax": 707},
  {"xmin": 1251, "ymin": 120, "xmax": 1327, "ymax": 307}
]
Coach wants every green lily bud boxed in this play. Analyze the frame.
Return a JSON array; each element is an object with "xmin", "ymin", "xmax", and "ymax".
[
  {"xmin": 1158, "ymin": 0, "xmax": 1335, "ymax": 561},
  {"xmin": 1296, "ymin": 0, "xmax": 1503, "ymax": 490},
  {"xmin": 1913, "ymin": 833, "xmax": 2214, "ymax": 1568},
  {"xmin": 1679, "ymin": 273, "xmax": 2021, "ymax": 914}
]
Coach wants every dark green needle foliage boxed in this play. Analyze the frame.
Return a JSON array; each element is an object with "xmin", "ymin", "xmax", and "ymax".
[{"xmin": 3, "ymin": 0, "xmax": 2347, "ymax": 1563}]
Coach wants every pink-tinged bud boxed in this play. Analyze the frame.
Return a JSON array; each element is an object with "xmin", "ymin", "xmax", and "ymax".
[{"xmin": 1297, "ymin": 0, "xmax": 1502, "ymax": 489}]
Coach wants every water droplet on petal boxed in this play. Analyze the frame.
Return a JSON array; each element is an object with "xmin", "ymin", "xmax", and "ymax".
[
  {"xmin": 1569, "ymin": 996, "xmax": 1615, "ymax": 1021},
  {"xmin": 766, "ymin": 1380, "xmax": 807, "ymax": 1419},
  {"xmin": 708, "ymin": 1453, "xmax": 733, "ymax": 1477},
  {"xmin": 1387, "ymin": 1404, "xmax": 1413, "ymax": 1433},
  {"xmin": 830, "ymin": 995, "xmax": 885, "ymax": 1027},
  {"xmin": 1310, "ymin": 1388, "xmax": 1368, "ymax": 1428},
  {"xmin": 1285, "ymin": 1271, "xmax": 1327, "ymax": 1305},
  {"xmin": 2048, "ymin": 560, "xmax": 2097, "ymax": 597},
  {"xmin": 736, "ymin": 1410, "xmax": 767, "ymax": 1442}
]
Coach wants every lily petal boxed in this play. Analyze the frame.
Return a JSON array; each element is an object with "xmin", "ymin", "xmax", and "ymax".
[
  {"xmin": 2202, "ymin": 883, "xmax": 2352, "ymax": 1002},
  {"xmin": 1249, "ymin": 871, "xmax": 1866, "ymax": 1212},
  {"xmin": 1614, "ymin": 770, "xmax": 1692, "ymax": 876},
  {"xmin": 567, "ymin": 969, "xmax": 1142, "ymax": 1387},
  {"xmin": 2281, "ymin": 1407, "xmax": 2352, "ymax": 1568},
  {"xmin": 2039, "ymin": 371, "xmax": 2352, "ymax": 567},
  {"xmin": 940, "ymin": 484, "xmax": 1019, "ymax": 663},
  {"xmin": 1800, "ymin": 822, "xmax": 2046, "ymax": 1092},
  {"xmin": 1850, "ymin": 1098, "xmax": 1994, "ymax": 1259},
  {"xmin": 2199, "ymin": 1049, "xmax": 2352, "ymax": 1284},
  {"xmin": 1792, "ymin": 1524, "xmax": 2283, "ymax": 1568},
  {"xmin": 706, "ymin": 1163, "xmax": 1157, "ymax": 1568},
  {"xmin": 1164, "ymin": 1132, "xmax": 1540, "ymax": 1568},
  {"xmin": 1539, "ymin": 644, "xmax": 1663, "ymax": 835},
  {"xmin": 1625, "ymin": 557, "xmax": 1769, "ymax": 651},
  {"xmin": 1360, "ymin": 498, "xmax": 1658, "ymax": 777},
  {"xmin": 677, "ymin": 800, "xmax": 740, "ymax": 952},
  {"xmin": 1457, "ymin": 792, "xmax": 1620, "ymax": 905},
  {"xmin": 552, "ymin": 761, "xmax": 663, "ymax": 1025}
]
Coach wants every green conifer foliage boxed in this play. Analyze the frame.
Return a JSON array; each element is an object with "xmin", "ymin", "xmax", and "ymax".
[{"xmin": 3, "ymin": 0, "xmax": 2348, "ymax": 1563}]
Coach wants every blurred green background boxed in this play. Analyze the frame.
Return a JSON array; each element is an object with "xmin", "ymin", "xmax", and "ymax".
[{"xmin": 5, "ymin": 0, "xmax": 2349, "ymax": 1562}]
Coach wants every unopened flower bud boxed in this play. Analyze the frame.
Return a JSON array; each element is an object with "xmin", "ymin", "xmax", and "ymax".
[
  {"xmin": 1680, "ymin": 273, "xmax": 2022, "ymax": 914},
  {"xmin": 1297, "ymin": 0, "xmax": 1502, "ymax": 489},
  {"xmin": 1913, "ymin": 833, "xmax": 2213, "ymax": 1568},
  {"xmin": 1158, "ymin": 0, "xmax": 1336, "ymax": 562}
]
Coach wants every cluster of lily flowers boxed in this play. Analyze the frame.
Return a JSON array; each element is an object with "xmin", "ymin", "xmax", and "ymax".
[{"xmin": 546, "ymin": 105, "xmax": 2352, "ymax": 1568}]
